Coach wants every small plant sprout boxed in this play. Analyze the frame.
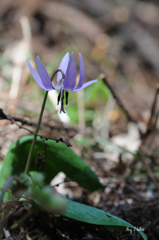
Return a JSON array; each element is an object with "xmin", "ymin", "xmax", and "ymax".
[{"xmin": 26, "ymin": 52, "xmax": 98, "ymax": 113}]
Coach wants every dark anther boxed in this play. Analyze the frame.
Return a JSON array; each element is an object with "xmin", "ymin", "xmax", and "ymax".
[
  {"xmin": 66, "ymin": 91, "xmax": 69, "ymax": 105},
  {"xmin": 57, "ymin": 90, "xmax": 61, "ymax": 105},
  {"xmin": 60, "ymin": 90, "xmax": 66, "ymax": 113}
]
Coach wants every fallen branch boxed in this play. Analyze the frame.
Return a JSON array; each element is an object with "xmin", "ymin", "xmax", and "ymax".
[
  {"xmin": 100, "ymin": 74, "xmax": 138, "ymax": 124},
  {"xmin": 0, "ymin": 109, "xmax": 72, "ymax": 147}
]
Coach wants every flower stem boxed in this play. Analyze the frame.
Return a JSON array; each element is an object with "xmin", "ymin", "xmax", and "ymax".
[
  {"xmin": 24, "ymin": 69, "xmax": 65, "ymax": 175},
  {"xmin": 24, "ymin": 91, "xmax": 48, "ymax": 174}
]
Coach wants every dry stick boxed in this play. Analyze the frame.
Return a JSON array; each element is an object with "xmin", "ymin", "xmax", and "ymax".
[
  {"xmin": 138, "ymin": 148, "xmax": 159, "ymax": 191},
  {"xmin": 6, "ymin": 114, "xmax": 77, "ymax": 134},
  {"xmin": 0, "ymin": 109, "xmax": 72, "ymax": 147},
  {"xmin": 100, "ymin": 74, "xmax": 137, "ymax": 124},
  {"xmin": 148, "ymin": 110, "xmax": 159, "ymax": 150},
  {"xmin": 52, "ymin": 179, "xmax": 76, "ymax": 188},
  {"xmin": 148, "ymin": 85, "xmax": 159, "ymax": 127},
  {"xmin": 142, "ymin": 85, "xmax": 159, "ymax": 147},
  {"xmin": 7, "ymin": 116, "xmax": 37, "ymax": 128},
  {"xmin": 144, "ymin": 84, "xmax": 159, "ymax": 138},
  {"xmin": 9, "ymin": 116, "xmax": 72, "ymax": 147}
]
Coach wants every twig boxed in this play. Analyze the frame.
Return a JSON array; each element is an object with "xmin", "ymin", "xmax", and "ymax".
[
  {"xmin": 144, "ymin": 84, "xmax": 159, "ymax": 138},
  {"xmin": 6, "ymin": 115, "xmax": 77, "ymax": 134},
  {"xmin": 148, "ymin": 84, "xmax": 159, "ymax": 127},
  {"xmin": 100, "ymin": 74, "xmax": 137, "ymax": 124},
  {"xmin": 7, "ymin": 116, "xmax": 37, "ymax": 128},
  {"xmin": 147, "ymin": 111, "xmax": 159, "ymax": 150},
  {"xmin": 52, "ymin": 179, "xmax": 76, "ymax": 188},
  {"xmin": 138, "ymin": 147, "xmax": 159, "ymax": 191},
  {"xmin": 153, "ymin": 111, "xmax": 159, "ymax": 130},
  {"xmin": 11, "ymin": 116, "xmax": 72, "ymax": 147},
  {"xmin": 142, "ymin": 107, "xmax": 159, "ymax": 149},
  {"xmin": 0, "ymin": 109, "xmax": 72, "ymax": 147}
]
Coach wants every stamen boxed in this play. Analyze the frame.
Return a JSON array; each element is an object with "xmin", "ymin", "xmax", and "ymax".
[
  {"xmin": 66, "ymin": 91, "xmax": 69, "ymax": 105},
  {"xmin": 50, "ymin": 69, "xmax": 66, "ymax": 113},
  {"xmin": 57, "ymin": 90, "xmax": 61, "ymax": 105},
  {"xmin": 60, "ymin": 90, "xmax": 66, "ymax": 113}
]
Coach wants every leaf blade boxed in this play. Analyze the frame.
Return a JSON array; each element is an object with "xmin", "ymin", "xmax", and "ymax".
[
  {"xmin": 0, "ymin": 136, "xmax": 103, "ymax": 192},
  {"xmin": 62, "ymin": 199, "xmax": 147, "ymax": 240}
]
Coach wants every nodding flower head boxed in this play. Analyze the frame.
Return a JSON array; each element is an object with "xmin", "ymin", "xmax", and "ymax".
[{"xmin": 26, "ymin": 52, "xmax": 97, "ymax": 113}]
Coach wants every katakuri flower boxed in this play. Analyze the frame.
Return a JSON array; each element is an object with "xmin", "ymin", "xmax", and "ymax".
[{"xmin": 26, "ymin": 52, "xmax": 97, "ymax": 113}]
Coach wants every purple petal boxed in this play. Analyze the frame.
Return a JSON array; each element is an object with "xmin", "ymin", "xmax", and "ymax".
[
  {"xmin": 26, "ymin": 59, "xmax": 50, "ymax": 91},
  {"xmin": 72, "ymin": 79, "xmax": 98, "ymax": 91},
  {"xmin": 36, "ymin": 56, "xmax": 54, "ymax": 90},
  {"xmin": 57, "ymin": 52, "xmax": 70, "ymax": 84},
  {"xmin": 63, "ymin": 52, "xmax": 76, "ymax": 90},
  {"xmin": 74, "ymin": 53, "xmax": 85, "ymax": 90}
]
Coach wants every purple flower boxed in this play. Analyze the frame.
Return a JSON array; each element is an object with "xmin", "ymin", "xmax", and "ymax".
[{"xmin": 26, "ymin": 52, "xmax": 97, "ymax": 113}]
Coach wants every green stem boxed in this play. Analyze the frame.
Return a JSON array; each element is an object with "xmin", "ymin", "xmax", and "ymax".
[
  {"xmin": 24, "ymin": 91, "xmax": 48, "ymax": 174},
  {"xmin": 10, "ymin": 207, "xmax": 38, "ymax": 230},
  {"xmin": 24, "ymin": 69, "xmax": 65, "ymax": 175}
]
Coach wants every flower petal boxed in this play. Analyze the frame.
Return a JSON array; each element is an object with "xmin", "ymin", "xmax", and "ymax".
[
  {"xmin": 74, "ymin": 53, "xmax": 85, "ymax": 90},
  {"xmin": 36, "ymin": 56, "xmax": 54, "ymax": 90},
  {"xmin": 57, "ymin": 52, "xmax": 70, "ymax": 84},
  {"xmin": 26, "ymin": 59, "xmax": 50, "ymax": 91},
  {"xmin": 72, "ymin": 79, "xmax": 98, "ymax": 91},
  {"xmin": 63, "ymin": 52, "xmax": 76, "ymax": 90}
]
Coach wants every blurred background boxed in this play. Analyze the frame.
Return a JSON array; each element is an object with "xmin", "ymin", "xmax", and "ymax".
[
  {"xmin": 0, "ymin": 0, "xmax": 159, "ymax": 239},
  {"xmin": 1, "ymin": 0, "xmax": 159, "ymax": 238}
]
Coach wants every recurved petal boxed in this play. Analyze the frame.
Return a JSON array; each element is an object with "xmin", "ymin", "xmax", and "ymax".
[
  {"xmin": 57, "ymin": 52, "xmax": 70, "ymax": 84},
  {"xmin": 63, "ymin": 52, "xmax": 76, "ymax": 90},
  {"xmin": 74, "ymin": 53, "xmax": 85, "ymax": 90},
  {"xmin": 26, "ymin": 59, "xmax": 50, "ymax": 91},
  {"xmin": 72, "ymin": 79, "xmax": 98, "ymax": 91},
  {"xmin": 36, "ymin": 56, "xmax": 54, "ymax": 90}
]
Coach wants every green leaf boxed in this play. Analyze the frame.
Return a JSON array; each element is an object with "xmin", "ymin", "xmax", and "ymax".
[
  {"xmin": 0, "ymin": 136, "xmax": 103, "ymax": 192},
  {"xmin": 61, "ymin": 199, "xmax": 147, "ymax": 240}
]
